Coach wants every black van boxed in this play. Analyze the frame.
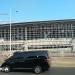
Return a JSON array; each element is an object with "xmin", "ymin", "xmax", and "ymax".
[{"xmin": 0, "ymin": 50, "xmax": 50, "ymax": 74}]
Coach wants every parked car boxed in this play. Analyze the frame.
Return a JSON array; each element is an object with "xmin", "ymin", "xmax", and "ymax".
[{"xmin": 0, "ymin": 50, "xmax": 50, "ymax": 74}]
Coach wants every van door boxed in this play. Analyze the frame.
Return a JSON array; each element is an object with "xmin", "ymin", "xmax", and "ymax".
[
  {"xmin": 23, "ymin": 56, "xmax": 37, "ymax": 69},
  {"xmin": 12, "ymin": 56, "xmax": 25, "ymax": 69}
]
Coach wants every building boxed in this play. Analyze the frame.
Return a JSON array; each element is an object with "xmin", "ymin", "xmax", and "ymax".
[{"xmin": 0, "ymin": 19, "xmax": 75, "ymax": 54}]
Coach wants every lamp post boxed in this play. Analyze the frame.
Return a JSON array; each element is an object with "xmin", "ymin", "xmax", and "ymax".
[
  {"xmin": 0, "ymin": 10, "xmax": 19, "ymax": 55},
  {"xmin": 0, "ymin": 10, "xmax": 12, "ymax": 55},
  {"xmin": 9, "ymin": 9, "xmax": 19, "ymax": 55},
  {"xmin": 9, "ymin": 9, "xmax": 12, "ymax": 55}
]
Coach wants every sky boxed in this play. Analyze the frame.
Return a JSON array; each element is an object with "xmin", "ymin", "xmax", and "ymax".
[{"xmin": 0, "ymin": 0, "xmax": 75, "ymax": 23}]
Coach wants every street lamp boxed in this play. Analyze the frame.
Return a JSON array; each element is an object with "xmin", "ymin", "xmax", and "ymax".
[
  {"xmin": 9, "ymin": 9, "xmax": 12, "ymax": 55},
  {"xmin": 0, "ymin": 10, "xmax": 12, "ymax": 55},
  {"xmin": 0, "ymin": 10, "xmax": 19, "ymax": 55}
]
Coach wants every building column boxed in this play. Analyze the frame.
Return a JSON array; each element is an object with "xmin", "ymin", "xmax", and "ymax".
[{"xmin": 24, "ymin": 27, "xmax": 28, "ymax": 51}]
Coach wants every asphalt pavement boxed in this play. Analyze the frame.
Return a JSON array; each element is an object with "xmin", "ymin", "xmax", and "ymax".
[{"xmin": 0, "ymin": 67, "xmax": 75, "ymax": 75}]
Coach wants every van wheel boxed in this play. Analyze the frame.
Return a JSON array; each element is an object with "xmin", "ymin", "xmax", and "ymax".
[
  {"xmin": 33, "ymin": 66, "xmax": 42, "ymax": 74},
  {"xmin": 2, "ymin": 66, "xmax": 10, "ymax": 72}
]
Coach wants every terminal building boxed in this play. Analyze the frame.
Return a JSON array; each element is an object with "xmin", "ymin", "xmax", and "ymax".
[{"xmin": 0, "ymin": 19, "xmax": 75, "ymax": 54}]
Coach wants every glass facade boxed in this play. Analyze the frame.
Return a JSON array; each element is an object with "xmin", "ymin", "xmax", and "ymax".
[
  {"xmin": 27, "ymin": 23, "xmax": 75, "ymax": 39},
  {"xmin": 0, "ymin": 23, "xmax": 75, "ymax": 41},
  {"xmin": 0, "ymin": 20, "xmax": 75, "ymax": 51}
]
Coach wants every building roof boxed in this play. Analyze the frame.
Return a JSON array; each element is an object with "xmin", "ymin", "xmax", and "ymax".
[{"xmin": 0, "ymin": 19, "xmax": 75, "ymax": 27}]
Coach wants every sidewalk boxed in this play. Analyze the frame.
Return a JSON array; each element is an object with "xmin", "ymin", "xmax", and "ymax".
[{"xmin": 51, "ymin": 57, "xmax": 75, "ymax": 67}]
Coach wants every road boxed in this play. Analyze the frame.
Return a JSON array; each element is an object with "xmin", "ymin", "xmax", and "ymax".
[{"xmin": 0, "ymin": 67, "xmax": 75, "ymax": 75}]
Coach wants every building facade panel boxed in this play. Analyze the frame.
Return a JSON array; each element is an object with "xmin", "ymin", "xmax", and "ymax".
[{"xmin": 0, "ymin": 19, "xmax": 75, "ymax": 52}]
